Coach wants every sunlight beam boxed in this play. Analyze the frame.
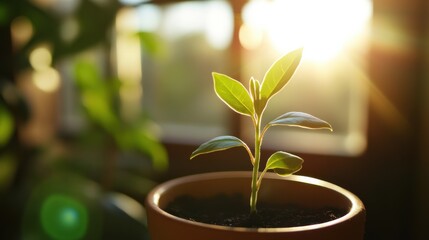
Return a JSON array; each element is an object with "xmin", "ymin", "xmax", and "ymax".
[{"xmin": 242, "ymin": 0, "xmax": 372, "ymax": 63}]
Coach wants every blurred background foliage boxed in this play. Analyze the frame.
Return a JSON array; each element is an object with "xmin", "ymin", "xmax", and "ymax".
[
  {"xmin": 0, "ymin": 0, "xmax": 168, "ymax": 239},
  {"xmin": 2, "ymin": 1, "xmax": 429, "ymax": 240}
]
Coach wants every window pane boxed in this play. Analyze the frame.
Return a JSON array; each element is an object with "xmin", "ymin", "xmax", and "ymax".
[
  {"xmin": 241, "ymin": 0, "xmax": 372, "ymax": 156},
  {"xmin": 116, "ymin": 0, "xmax": 372, "ymax": 156},
  {"xmin": 136, "ymin": 1, "xmax": 234, "ymax": 142}
]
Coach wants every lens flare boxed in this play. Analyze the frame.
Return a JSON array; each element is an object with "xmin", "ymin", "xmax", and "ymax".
[{"xmin": 41, "ymin": 194, "xmax": 88, "ymax": 240}]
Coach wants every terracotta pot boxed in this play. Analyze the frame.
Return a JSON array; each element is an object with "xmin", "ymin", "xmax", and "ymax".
[{"xmin": 146, "ymin": 171, "xmax": 365, "ymax": 240}]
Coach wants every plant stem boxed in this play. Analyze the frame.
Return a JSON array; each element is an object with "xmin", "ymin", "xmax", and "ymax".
[{"xmin": 250, "ymin": 116, "xmax": 261, "ymax": 214}]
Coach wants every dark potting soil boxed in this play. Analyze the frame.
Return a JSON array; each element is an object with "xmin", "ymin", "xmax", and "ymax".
[{"xmin": 165, "ymin": 194, "xmax": 347, "ymax": 228}]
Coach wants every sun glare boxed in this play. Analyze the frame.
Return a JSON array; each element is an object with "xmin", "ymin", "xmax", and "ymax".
[{"xmin": 242, "ymin": 0, "xmax": 372, "ymax": 62}]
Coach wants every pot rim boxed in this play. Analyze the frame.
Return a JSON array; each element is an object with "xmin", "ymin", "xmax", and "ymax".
[{"xmin": 146, "ymin": 171, "xmax": 365, "ymax": 233}]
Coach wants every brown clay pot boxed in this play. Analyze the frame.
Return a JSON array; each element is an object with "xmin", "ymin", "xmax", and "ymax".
[{"xmin": 145, "ymin": 171, "xmax": 366, "ymax": 240}]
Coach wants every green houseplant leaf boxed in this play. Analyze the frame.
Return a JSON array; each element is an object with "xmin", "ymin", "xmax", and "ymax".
[
  {"xmin": 74, "ymin": 61, "xmax": 119, "ymax": 131},
  {"xmin": 190, "ymin": 136, "xmax": 252, "ymax": 160},
  {"xmin": 267, "ymin": 112, "xmax": 333, "ymax": 130},
  {"xmin": 260, "ymin": 48, "xmax": 303, "ymax": 110},
  {"xmin": 115, "ymin": 126, "xmax": 168, "ymax": 172},
  {"xmin": 136, "ymin": 31, "xmax": 165, "ymax": 56},
  {"xmin": 213, "ymin": 72, "xmax": 255, "ymax": 117},
  {"xmin": 265, "ymin": 151, "xmax": 303, "ymax": 176}
]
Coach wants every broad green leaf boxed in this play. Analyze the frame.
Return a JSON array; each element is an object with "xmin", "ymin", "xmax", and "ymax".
[
  {"xmin": 136, "ymin": 31, "xmax": 165, "ymax": 56},
  {"xmin": 115, "ymin": 126, "xmax": 168, "ymax": 171},
  {"xmin": 74, "ymin": 60, "xmax": 119, "ymax": 131},
  {"xmin": 268, "ymin": 112, "xmax": 333, "ymax": 130},
  {"xmin": 213, "ymin": 72, "xmax": 255, "ymax": 117},
  {"xmin": 134, "ymin": 135, "xmax": 168, "ymax": 171},
  {"xmin": 190, "ymin": 136, "xmax": 248, "ymax": 159},
  {"xmin": 265, "ymin": 151, "xmax": 303, "ymax": 176},
  {"xmin": 81, "ymin": 90, "xmax": 118, "ymax": 130},
  {"xmin": 74, "ymin": 60, "xmax": 102, "ymax": 90},
  {"xmin": 260, "ymin": 48, "xmax": 303, "ymax": 107}
]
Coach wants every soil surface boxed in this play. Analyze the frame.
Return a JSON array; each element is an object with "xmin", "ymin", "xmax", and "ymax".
[{"xmin": 165, "ymin": 194, "xmax": 347, "ymax": 228}]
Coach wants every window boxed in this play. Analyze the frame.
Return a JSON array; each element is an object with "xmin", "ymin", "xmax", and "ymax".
[
  {"xmin": 115, "ymin": 0, "xmax": 373, "ymax": 156},
  {"xmin": 240, "ymin": 0, "xmax": 372, "ymax": 156},
  {"xmin": 115, "ymin": 1, "xmax": 233, "ymax": 143}
]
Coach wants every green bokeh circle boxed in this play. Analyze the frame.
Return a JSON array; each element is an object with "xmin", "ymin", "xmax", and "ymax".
[{"xmin": 41, "ymin": 194, "xmax": 88, "ymax": 240}]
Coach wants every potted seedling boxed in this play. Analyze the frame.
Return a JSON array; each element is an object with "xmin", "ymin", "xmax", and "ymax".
[{"xmin": 146, "ymin": 48, "xmax": 366, "ymax": 240}]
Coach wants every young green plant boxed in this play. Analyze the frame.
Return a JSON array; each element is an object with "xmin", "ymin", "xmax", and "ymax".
[{"xmin": 190, "ymin": 48, "xmax": 332, "ymax": 214}]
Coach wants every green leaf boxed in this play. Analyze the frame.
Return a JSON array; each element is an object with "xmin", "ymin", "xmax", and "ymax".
[
  {"xmin": 74, "ymin": 60, "xmax": 120, "ymax": 131},
  {"xmin": 74, "ymin": 60, "xmax": 102, "ymax": 90},
  {"xmin": 115, "ymin": 126, "xmax": 168, "ymax": 172},
  {"xmin": 213, "ymin": 72, "xmax": 255, "ymax": 117},
  {"xmin": 265, "ymin": 151, "xmax": 303, "ymax": 176},
  {"xmin": 81, "ymin": 89, "xmax": 118, "ymax": 130},
  {"xmin": 268, "ymin": 112, "xmax": 333, "ymax": 130},
  {"xmin": 135, "ymin": 135, "xmax": 168, "ymax": 172},
  {"xmin": 260, "ymin": 48, "xmax": 303, "ymax": 108},
  {"xmin": 190, "ymin": 136, "xmax": 248, "ymax": 159},
  {"xmin": 136, "ymin": 31, "xmax": 165, "ymax": 57}
]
